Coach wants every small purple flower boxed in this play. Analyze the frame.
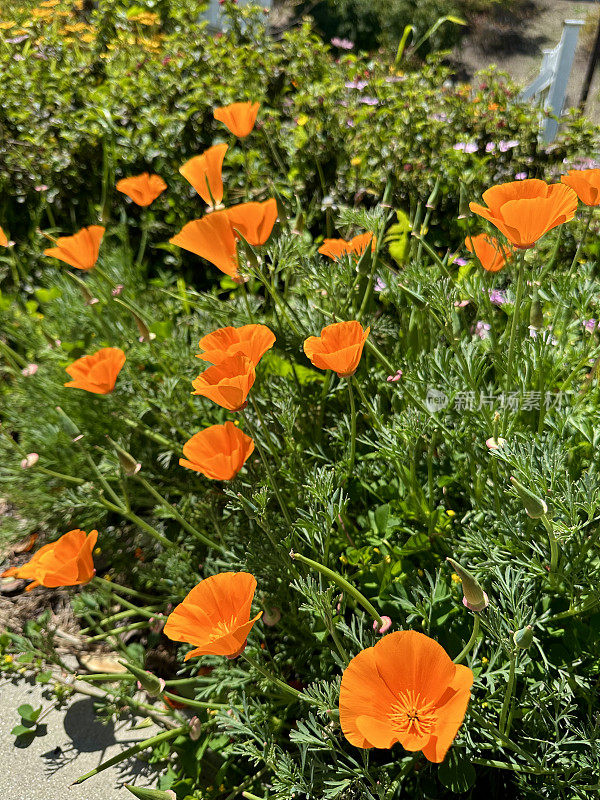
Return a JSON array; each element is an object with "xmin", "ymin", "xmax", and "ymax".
[
  {"xmin": 345, "ymin": 79, "xmax": 368, "ymax": 90},
  {"xmin": 385, "ymin": 75, "xmax": 406, "ymax": 83},
  {"xmin": 485, "ymin": 142, "xmax": 496, "ymax": 153},
  {"xmin": 584, "ymin": 318, "xmax": 597, "ymax": 334},
  {"xmin": 346, "ymin": 119, "xmax": 355, "ymax": 128},
  {"xmin": 453, "ymin": 142, "xmax": 478, "ymax": 154},
  {"xmin": 430, "ymin": 112, "xmax": 448, "ymax": 122},
  {"xmin": 498, "ymin": 140, "xmax": 518, "ymax": 152},
  {"xmin": 7, "ymin": 35, "xmax": 29, "ymax": 44},
  {"xmin": 387, "ymin": 369, "xmax": 403, "ymax": 383},
  {"xmin": 374, "ymin": 276, "xmax": 387, "ymax": 293},
  {"xmin": 474, "ymin": 321, "xmax": 491, "ymax": 339},
  {"xmin": 515, "ymin": 172, "xmax": 527, "ymax": 180},
  {"xmin": 453, "ymin": 256, "xmax": 468, "ymax": 267},
  {"xmin": 331, "ymin": 37, "xmax": 354, "ymax": 50},
  {"xmin": 488, "ymin": 289, "xmax": 507, "ymax": 305},
  {"xmin": 358, "ymin": 96, "xmax": 378, "ymax": 106},
  {"xmin": 529, "ymin": 326, "xmax": 557, "ymax": 345}
]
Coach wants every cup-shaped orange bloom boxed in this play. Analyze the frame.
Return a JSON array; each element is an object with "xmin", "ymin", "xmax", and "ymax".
[
  {"xmin": 116, "ymin": 172, "xmax": 167, "ymax": 206},
  {"xmin": 2, "ymin": 529, "xmax": 97, "ymax": 591},
  {"xmin": 197, "ymin": 324, "xmax": 276, "ymax": 366},
  {"xmin": 192, "ymin": 354, "xmax": 255, "ymax": 411},
  {"xmin": 180, "ymin": 421, "xmax": 254, "ymax": 480},
  {"xmin": 0, "ymin": 226, "xmax": 8, "ymax": 247},
  {"xmin": 179, "ymin": 144, "xmax": 228, "ymax": 208},
  {"xmin": 225, "ymin": 199, "xmax": 278, "ymax": 246},
  {"xmin": 64, "ymin": 347, "xmax": 126, "ymax": 394},
  {"xmin": 170, "ymin": 211, "xmax": 239, "ymax": 279},
  {"xmin": 469, "ymin": 179, "xmax": 578, "ymax": 249},
  {"xmin": 339, "ymin": 630, "xmax": 473, "ymax": 763},
  {"xmin": 44, "ymin": 225, "xmax": 105, "ymax": 270},
  {"xmin": 304, "ymin": 321, "xmax": 370, "ymax": 377},
  {"xmin": 561, "ymin": 169, "xmax": 600, "ymax": 206},
  {"xmin": 163, "ymin": 571, "xmax": 262, "ymax": 659},
  {"xmin": 214, "ymin": 102, "xmax": 260, "ymax": 138},
  {"xmin": 318, "ymin": 232, "xmax": 376, "ymax": 261},
  {"xmin": 465, "ymin": 233, "xmax": 512, "ymax": 272}
]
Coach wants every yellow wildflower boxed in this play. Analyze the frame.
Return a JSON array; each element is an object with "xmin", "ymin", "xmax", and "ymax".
[
  {"xmin": 451, "ymin": 573, "xmax": 462, "ymax": 584},
  {"xmin": 0, "ymin": 21, "xmax": 15, "ymax": 29}
]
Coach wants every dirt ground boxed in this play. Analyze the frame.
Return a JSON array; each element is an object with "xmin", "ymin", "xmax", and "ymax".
[{"xmin": 454, "ymin": 0, "xmax": 600, "ymax": 121}]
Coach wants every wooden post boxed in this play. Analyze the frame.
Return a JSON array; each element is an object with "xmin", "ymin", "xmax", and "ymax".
[
  {"xmin": 542, "ymin": 20, "xmax": 584, "ymax": 143},
  {"xmin": 579, "ymin": 14, "xmax": 600, "ymax": 111}
]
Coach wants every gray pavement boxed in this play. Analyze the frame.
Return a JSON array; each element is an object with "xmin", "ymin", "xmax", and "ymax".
[{"xmin": 0, "ymin": 677, "xmax": 163, "ymax": 800}]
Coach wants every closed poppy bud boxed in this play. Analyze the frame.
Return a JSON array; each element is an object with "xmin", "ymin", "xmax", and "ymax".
[
  {"xmin": 470, "ymin": 179, "xmax": 578, "ymax": 249},
  {"xmin": 116, "ymin": 173, "xmax": 167, "ymax": 207},
  {"xmin": 55, "ymin": 406, "xmax": 81, "ymax": 437},
  {"xmin": 20, "ymin": 453, "xmax": 39, "ymax": 469},
  {"xmin": 189, "ymin": 716, "xmax": 202, "ymax": 741},
  {"xmin": 192, "ymin": 354, "xmax": 255, "ymax": 411},
  {"xmin": 561, "ymin": 169, "xmax": 600, "ymax": 206},
  {"xmin": 214, "ymin": 101, "xmax": 260, "ymax": 138},
  {"xmin": 109, "ymin": 438, "xmax": 142, "ymax": 476},
  {"xmin": 1, "ymin": 529, "xmax": 97, "ymax": 591},
  {"xmin": 303, "ymin": 321, "xmax": 370, "ymax": 377},
  {"xmin": 180, "ymin": 422, "xmax": 254, "ymax": 480},
  {"xmin": 318, "ymin": 232, "xmax": 376, "ymax": 261},
  {"xmin": 530, "ymin": 288, "xmax": 544, "ymax": 329},
  {"xmin": 163, "ymin": 571, "xmax": 263, "ymax": 659},
  {"xmin": 44, "ymin": 225, "xmax": 105, "ymax": 270},
  {"xmin": 179, "ymin": 144, "xmax": 227, "ymax": 208},
  {"xmin": 446, "ymin": 557, "xmax": 489, "ymax": 613},
  {"xmin": 64, "ymin": 347, "xmax": 126, "ymax": 395},
  {"xmin": 120, "ymin": 661, "xmax": 165, "ymax": 696},
  {"xmin": 513, "ymin": 625, "xmax": 534, "ymax": 649},
  {"xmin": 510, "ymin": 476, "xmax": 548, "ymax": 518},
  {"xmin": 125, "ymin": 786, "xmax": 176, "ymax": 800},
  {"xmin": 465, "ymin": 233, "xmax": 512, "ymax": 272},
  {"xmin": 197, "ymin": 324, "xmax": 275, "ymax": 366}
]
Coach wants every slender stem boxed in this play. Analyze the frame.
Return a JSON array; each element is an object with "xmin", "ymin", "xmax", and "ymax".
[
  {"xmin": 541, "ymin": 513, "xmax": 559, "ymax": 584},
  {"xmin": 240, "ymin": 653, "xmax": 318, "ymax": 705},
  {"xmin": 162, "ymin": 691, "xmax": 231, "ymax": 710},
  {"xmin": 244, "ymin": 413, "xmax": 293, "ymax": 529},
  {"xmin": 76, "ymin": 672, "xmax": 135, "ymax": 682},
  {"xmin": 71, "ymin": 725, "xmax": 186, "ymax": 785},
  {"xmin": 328, "ymin": 621, "xmax": 350, "ymax": 664},
  {"xmin": 98, "ymin": 497, "xmax": 175, "ymax": 549},
  {"xmin": 290, "ymin": 551, "xmax": 384, "ymax": 627},
  {"xmin": 347, "ymin": 377, "xmax": 357, "ymax": 473},
  {"xmin": 92, "ymin": 575, "xmax": 156, "ymax": 601},
  {"xmin": 453, "ymin": 615, "xmax": 480, "ymax": 664},
  {"xmin": 502, "ymin": 253, "xmax": 526, "ymax": 435},
  {"xmin": 135, "ymin": 210, "xmax": 149, "ymax": 267},
  {"xmin": 547, "ymin": 595, "xmax": 600, "ymax": 621},
  {"xmin": 568, "ymin": 205, "xmax": 594, "ymax": 274},
  {"xmin": 499, "ymin": 649, "xmax": 517, "ymax": 735},
  {"xmin": 136, "ymin": 476, "xmax": 224, "ymax": 552},
  {"xmin": 250, "ymin": 395, "xmax": 282, "ymax": 468},
  {"xmin": 365, "ymin": 339, "xmax": 395, "ymax": 375},
  {"xmin": 86, "ymin": 620, "xmax": 149, "ymax": 643}
]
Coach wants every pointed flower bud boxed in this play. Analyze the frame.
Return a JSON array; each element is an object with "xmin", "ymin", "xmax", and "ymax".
[
  {"xmin": 446, "ymin": 557, "xmax": 489, "ymax": 612},
  {"xmin": 55, "ymin": 406, "xmax": 81, "ymax": 437},
  {"xmin": 510, "ymin": 476, "xmax": 548, "ymax": 518},
  {"xmin": 120, "ymin": 661, "xmax": 164, "ymax": 696},
  {"xmin": 125, "ymin": 787, "xmax": 176, "ymax": 800},
  {"xmin": 109, "ymin": 438, "xmax": 141, "ymax": 476},
  {"xmin": 513, "ymin": 625, "xmax": 534, "ymax": 649}
]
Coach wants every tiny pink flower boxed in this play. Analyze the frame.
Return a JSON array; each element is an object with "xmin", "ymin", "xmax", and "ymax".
[
  {"xmin": 486, "ymin": 437, "xmax": 506, "ymax": 451},
  {"xmin": 189, "ymin": 717, "xmax": 202, "ymax": 741},
  {"xmin": 111, "ymin": 284, "xmax": 124, "ymax": 296},
  {"xmin": 386, "ymin": 369, "xmax": 403, "ymax": 383},
  {"xmin": 20, "ymin": 453, "xmax": 39, "ymax": 469},
  {"xmin": 373, "ymin": 615, "xmax": 392, "ymax": 634},
  {"xmin": 21, "ymin": 363, "xmax": 38, "ymax": 377}
]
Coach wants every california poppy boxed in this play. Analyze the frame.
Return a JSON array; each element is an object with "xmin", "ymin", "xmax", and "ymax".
[
  {"xmin": 44, "ymin": 225, "xmax": 105, "ymax": 270},
  {"xmin": 163, "ymin": 571, "xmax": 262, "ymax": 659},
  {"xmin": 180, "ymin": 421, "xmax": 254, "ymax": 480},
  {"xmin": 225, "ymin": 199, "xmax": 278, "ymax": 246},
  {"xmin": 214, "ymin": 102, "xmax": 260, "ymax": 138},
  {"xmin": 197, "ymin": 324, "xmax": 275, "ymax": 366},
  {"xmin": 465, "ymin": 233, "xmax": 512, "ymax": 272},
  {"xmin": 2, "ymin": 528, "xmax": 97, "ymax": 591},
  {"xmin": 192, "ymin": 353, "xmax": 255, "ymax": 411},
  {"xmin": 0, "ymin": 226, "xmax": 8, "ymax": 247},
  {"xmin": 64, "ymin": 347, "xmax": 126, "ymax": 394},
  {"xmin": 116, "ymin": 172, "xmax": 167, "ymax": 206},
  {"xmin": 179, "ymin": 144, "xmax": 228, "ymax": 208},
  {"xmin": 304, "ymin": 321, "xmax": 370, "ymax": 377},
  {"xmin": 339, "ymin": 630, "xmax": 473, "ymax": 763},
  {"xmin": 318, "ymin": 232, "xmax": 376, "ymax": 261},
  {"xmin": 469, "ymin": 179, "xmax": 578, "ymax": 249},
  {"xmin": 561, "ymin": 169, "xmax": 600, "ymax": 206},
  {"xmin": 170, "ymin": 211, "xmax": 239, "ymax": 279}
]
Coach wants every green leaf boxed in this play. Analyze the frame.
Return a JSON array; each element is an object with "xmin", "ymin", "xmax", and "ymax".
[
  {"xmin": 34, "ymin": 287, "xmax": 62, "ymax": 303},
  {"xmin": 11, "ymin": 725, "xmax": 32, "ymax": 737},
  {"xmin": 438, "ymin": 748, "xmax": 476, "ymax": 793}
]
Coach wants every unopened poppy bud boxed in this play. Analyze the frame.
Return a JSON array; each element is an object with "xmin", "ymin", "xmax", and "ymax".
[
  {"xmin": 120, "ymin": 661, "xmax": 164, "ymax": 696},
  {"xmin": 513, "ymin": 625, "xmax": 534, "ymax": 649},
  {"xmin": 326, "ymin": 708, "xmax": 340, "ymax": 723},
  {"xmin": 530, "ymin": 289, "xmax": 544, "ymax": 329},
  {"xmin": 20, "ymin": 453, "xmax": 39, "ymax": 469},
  {"xmin": 125, "ymin": 786, "xmax": 176, "ymax": 800},
  {"xmin": 373, "ymin": 615, "xmax": 392, "ymax": 634},
  {"xmin": 109, "ymin": 438, "xmax": 142, "ymax": 476},
  {"xmin": 446, "ymin": 557, "xmax": 488, "ymax": 612},
  {"xmin": 262, "ymin": 607, "xmax": 281, "ymax": 626},
  {"xmin": 510, "ymin": 477, "xmax": 548, "ymax": 518},
  {"xmin": 55, "ymin": 406, "xmax": 80, "ymax": 437},
  {"xmin": 189, "ymin": 716, "xmax": 202, "ymax": 741}
]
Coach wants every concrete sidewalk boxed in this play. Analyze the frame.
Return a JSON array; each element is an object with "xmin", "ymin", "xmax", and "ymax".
[{"xmin": 0, "ymin": 677, "xmax": 163, "ymax": 800}]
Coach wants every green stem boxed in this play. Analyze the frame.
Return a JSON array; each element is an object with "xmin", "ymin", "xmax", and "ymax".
[
  {"xmin": 365, "ymin": 338, "xmax": 395, "ymax": 375},
  {"xmin": 162, "ymin": 691, "xmax": 232, "ymax": 710},
  {"xmin": 71, "ymin": 725, "xmax": 186, "ymax": 785},
  {"xmin": 92, "ymin": 575, "xmax": 156, "ymax": 601},
  {"xmin": 568, "ymin": 205, "xmax": 594, "ymax": 274},
  {"xmin": 135, "ymin": 210, "xmax": 149, "ymax": 267},
  {"xmin": 453, "ymin": 615, "xmax": 480, "ymax": 664},
  {"xmin": 541, "ymin": 513, "xmax": 558, "ymax": 584},
  {"xmin": 499, "ymin": 649, "xmax": 517, "ymax": 735},
  {"xmin": 97, "ymin": 498, "xmax": 175, "ymax": 549},
  {"xmin": 547, "ymin": 595, "xmax": 600, "ymax": 621},
  {"xmin": 502, "ymin": 253, "xmax": 526, "ymax": 436},
  {"xmin": 290, "ymin": 551, "xmax": 384, "ymax": 628},
  {"xmin": 250, "ymin": 395, "xmax": 282, "ymax": 468},
  {"xmin": 244, "ymin": 413, "xmax": 293, "ymax": 529},
  {"xmin": 240, "ymin": 653, "xmax": 318, "ymax": 705},
  {"xmin": 347, "ymin": 377, "xmax": 357, "ymax": 473},
  {"xmin": 86, "ymin": 620, "xmax": 149, "ymax": 642}
]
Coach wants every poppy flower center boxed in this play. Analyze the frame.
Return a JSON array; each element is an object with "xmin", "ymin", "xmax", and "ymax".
[
  {"xmin": 208, "ymin": 614, "xmax": 238, "ymax": 641},
  {"xmin": 390, "ymin": 690, "xmax": 436, "ymax": 738}
]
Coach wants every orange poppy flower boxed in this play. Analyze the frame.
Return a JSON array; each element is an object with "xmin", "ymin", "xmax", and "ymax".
[
  {"xmin": 0, "ymin": 227, "xmax": 8, "ymax": 247},
  {"xmin": 214, "ymin": 102, "xmax": 260, "ymax": 138},
  {"xmin": 469, "ymin": 179, "xmax": 578, "ymax": 249},
  {"xmin": 2, "ymin": 528, "xmax": 98, "ymax": 591},
  {"xmin": 44, "ymin": 225, "xmax": 105, "ymax": 270},
  {"xmin": 192, "ymin": 353, "xmax": 255, "ymax": 411},
  {"xmin": 225, "ymin": 199, "xmax": 278, "ymax": 246},
  {"xmin": 318, "ymin": 232, "xmax": 376, "ymax": 261},
  {"xmin": 465, "ymin": 233, "xmax": 512, "ymax": 272},
  {"xmin": 170, "ymin": 211, "xmax": 239, "ymax": 279},
  {"xmin": 116, "ymin": 172, "xmax": 167, "ymax": 206},
  {"xmin": 339, "ymin": 630, "xmax": 473, "ymax": 763},
  {"xmin": 180, "ymin": 421, "xmax": 254, "ymax": 480},
  {"xmin": 64, "ymin": 347, "xmax": 126, "ymax": 394},
  {"xmin": 197, "ymin": 324, "xmax": 276, "ymax": 366},
  {"xmin": 303, "ymin": 321, "xmax": 370, "ymax": 377},
  {"xmin": 561, "ymin": 168, "xmax": 600, "ymax": 206},
  {"xmin": 163, "ymin": 571, "xmax": 262, "ymax": 659},
  {"xmin": 179, "ymin": 144, "xmax": 228, "ymax": 208}
]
